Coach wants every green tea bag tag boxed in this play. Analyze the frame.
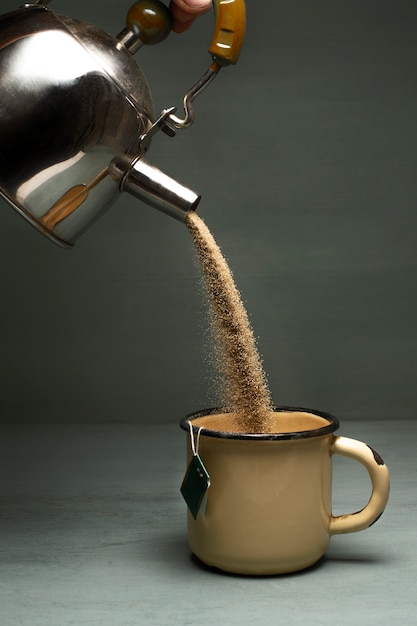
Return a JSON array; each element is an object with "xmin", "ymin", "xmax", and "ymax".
[{"xmin": 180, "ymin": 425, "xmax": 211, "ymax": 520}]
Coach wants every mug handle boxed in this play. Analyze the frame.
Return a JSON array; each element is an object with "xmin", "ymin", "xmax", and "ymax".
[{"xmin": 329, "ymin": 436, "xmax": 390, "ymax": 535}]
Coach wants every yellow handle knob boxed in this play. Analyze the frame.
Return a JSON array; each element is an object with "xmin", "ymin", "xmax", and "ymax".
[{"xmin": 209, "ymin": 0, "xmax": 246, "ymax": 66}]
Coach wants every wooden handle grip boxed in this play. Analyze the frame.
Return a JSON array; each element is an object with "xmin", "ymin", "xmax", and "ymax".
[{"xmin": 209, "ymin": 0, "xmax": 246, "ymax": 66}]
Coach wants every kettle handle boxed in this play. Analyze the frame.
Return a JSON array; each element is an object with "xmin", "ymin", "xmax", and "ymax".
[
  {"xmin": 163, "ymin": 0, "xmax": 246, "ymax": 131},
  {"xmin": 209, "ymin": 0, "xmax": 246, "ymax": 67},
  {"xmin": 126, "ymin": 0, "xmax": 246, "ymax": 65},
  {"xmin": 126, "ymin": 0, "xmax": 246, "ymax": 139}
]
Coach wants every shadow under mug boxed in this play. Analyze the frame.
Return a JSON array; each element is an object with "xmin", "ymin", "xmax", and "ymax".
[{"xmin": 180, "ymin": 406, "xmax": 390, "ymax": 575}]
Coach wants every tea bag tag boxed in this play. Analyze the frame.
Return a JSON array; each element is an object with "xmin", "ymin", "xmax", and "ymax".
[{"xmin": 180, "ymin": 424, "xmax": 210, "ymax": 520}]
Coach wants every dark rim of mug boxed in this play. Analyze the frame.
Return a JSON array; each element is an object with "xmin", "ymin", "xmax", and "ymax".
[{"xmin": 180, "ymin": 406, "xmax": 339, "ymax": 441}]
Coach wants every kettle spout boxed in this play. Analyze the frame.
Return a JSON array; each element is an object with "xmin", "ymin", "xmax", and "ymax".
[{"xmin": 110, "ymin": 155, "xmax": 201, "ymax": 222}]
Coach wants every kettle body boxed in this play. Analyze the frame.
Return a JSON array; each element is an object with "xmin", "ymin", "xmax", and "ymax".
[
  {"xmin": 0, "ymin": 5, "xmax": 155, "ymax": 246},
  {"xmin": 0, "ymin": 1, "xmax": 246, "ymax": 247}
]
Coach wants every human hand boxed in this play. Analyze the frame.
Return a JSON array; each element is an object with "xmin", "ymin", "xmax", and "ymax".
[{"xmin": 169, "ymin": 0, "xmax": 212, "ymax": 33}]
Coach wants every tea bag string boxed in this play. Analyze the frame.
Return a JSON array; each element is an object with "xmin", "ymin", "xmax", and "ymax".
[{"xmin": 189, "ymin": 422, "xmax": 203, "ymax": 457}]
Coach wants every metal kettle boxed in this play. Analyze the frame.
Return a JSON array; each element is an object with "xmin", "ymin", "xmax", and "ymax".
[{"xmin": 0, "ymin": 0, "xmax": 246, "ymax": 247}]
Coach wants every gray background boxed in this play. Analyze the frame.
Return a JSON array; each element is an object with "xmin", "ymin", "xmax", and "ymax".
[{"xmin": 0, "ymin": 0, "xmax": 416, "ymax": 424}]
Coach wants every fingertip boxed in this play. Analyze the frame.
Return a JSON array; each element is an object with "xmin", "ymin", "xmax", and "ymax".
[
  {"xmin": 172, "ymin": 18, "xmax": 196, "ymax": 33},
  {"xmin": 172, "ymin": 20, "xmax": 194, "ymax": 33}
]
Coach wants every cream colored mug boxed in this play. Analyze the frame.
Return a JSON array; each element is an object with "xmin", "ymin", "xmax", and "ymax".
[{"xmin": 180, "ymin": 407, "xmax": 390, "ymax": 575}]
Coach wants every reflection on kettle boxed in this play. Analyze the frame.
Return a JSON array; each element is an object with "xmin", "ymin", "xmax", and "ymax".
[{"xmin": 0, "ymin": 0, "xmax": 246, "ymax": 247}]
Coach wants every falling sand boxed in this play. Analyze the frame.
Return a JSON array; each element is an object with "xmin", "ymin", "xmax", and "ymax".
[{"xmin": 185, "ymin": 211, "xmax": 274, "ymax": 433}]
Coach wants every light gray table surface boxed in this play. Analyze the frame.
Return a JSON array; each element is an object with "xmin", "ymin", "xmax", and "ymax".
[{"xmin": 0, "ymin": 420, "xmax": 415, "ymax": 626}]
